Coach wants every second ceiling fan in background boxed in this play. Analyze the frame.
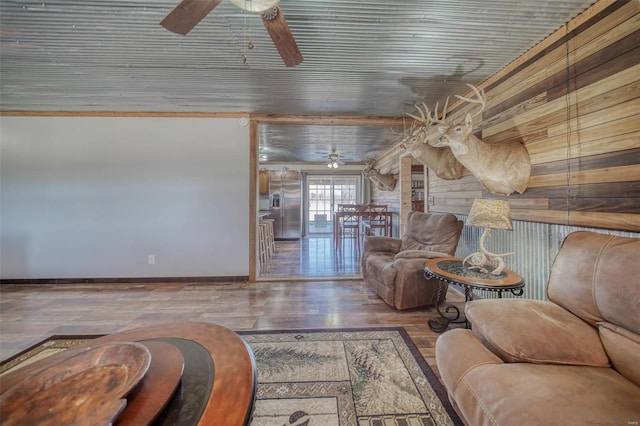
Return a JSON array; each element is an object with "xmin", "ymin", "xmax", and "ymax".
[{"xmin": 160, "ymin": 0, "xmax": 303, "ymax": 67}]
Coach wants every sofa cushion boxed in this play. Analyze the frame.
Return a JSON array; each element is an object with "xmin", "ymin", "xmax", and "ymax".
[
  {"xmin": 454, "ymin": 362, "xmax": 640, "ymax": 426},
  {"xmin": 466, "ymin": 299, "xmax": 610, "ymax": 367},
  {"xmin": 598, "ymin": 322, "xmax": 640, "ymax": 387}
]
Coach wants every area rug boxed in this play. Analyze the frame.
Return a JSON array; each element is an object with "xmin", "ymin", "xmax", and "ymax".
[{"xmin": 0, "ymin": 327, "xmax": 462, "ymax": 426}]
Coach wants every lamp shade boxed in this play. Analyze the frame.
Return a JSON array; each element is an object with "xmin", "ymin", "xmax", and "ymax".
[
  {"xmin": 229, "ymin": 0, "xmax": 280, "ymax": 12},
  {"xmin": 467, "ymin": 198, "xmax": 513, "ymax": 230}
]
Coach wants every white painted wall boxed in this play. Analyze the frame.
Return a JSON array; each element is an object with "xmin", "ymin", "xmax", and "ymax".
[{"xmin": 0, "ymin": 116, "xmax": 250, "ymax": 279}]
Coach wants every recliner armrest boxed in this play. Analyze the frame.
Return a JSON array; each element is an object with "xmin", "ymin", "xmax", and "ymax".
[
  {"xmin": 393, "ymin": 250, "xmax": 450, "ymax": 260},
  {"xmin": 436, "ymin": 329, "xmax": 503, "ymax": 395},
  {"xmin": 363, "ymin": 236, "xmax": 402, "ymax": 253}
]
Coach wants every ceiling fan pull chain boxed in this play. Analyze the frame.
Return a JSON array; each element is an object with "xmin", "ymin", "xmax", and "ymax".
[{"xmin": 243, "ymin": 0, "xmax": 254, "ymax": 56}]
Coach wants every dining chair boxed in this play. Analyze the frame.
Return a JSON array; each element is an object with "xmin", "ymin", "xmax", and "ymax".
[
  {"xmin": 363, "ymin": 204, "xmax": 388, "ymax": 237},
  {"xmin": 336, "ymin": 204, "xmax": 362, "ymax": 250}
]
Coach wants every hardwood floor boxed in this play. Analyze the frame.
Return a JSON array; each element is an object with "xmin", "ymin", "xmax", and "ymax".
[
  {"xmin": 0, "ymin": 235, "xmax": 464, "ymax": 381},
  {"xmin": 259, "ymin": 235, "xmax": 362, "ymax": 278},
  {"xmin": 0, "ymin": 280, "xmax": 464, "ymax": 382}
]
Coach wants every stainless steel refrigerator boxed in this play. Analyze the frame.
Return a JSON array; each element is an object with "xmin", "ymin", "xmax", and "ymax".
[{"xmin": 269, "ymin": 179, "xmax": 302, "ymax": 239}]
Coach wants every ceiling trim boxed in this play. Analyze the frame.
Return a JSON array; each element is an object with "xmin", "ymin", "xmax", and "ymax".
[{"xmin": 1, "ymin": 111, "xmax": 408, "ymax": 128}]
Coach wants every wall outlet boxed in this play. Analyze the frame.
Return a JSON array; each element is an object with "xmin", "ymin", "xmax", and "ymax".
[
  {"xmin": 427, "ymin": 196, "xmax": 434, "ymax": 206},
  {"xmin": 148, "ymin": 254, "xmax": 155, "ymax": 265}
]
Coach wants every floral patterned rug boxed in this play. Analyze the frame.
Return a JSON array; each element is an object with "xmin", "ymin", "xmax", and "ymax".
[{"xmin": 1, "ymin": 327, "xmax": 462, "ymax": 426}]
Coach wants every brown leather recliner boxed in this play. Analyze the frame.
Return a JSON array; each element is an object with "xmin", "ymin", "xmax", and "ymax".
[
  {"xmin": 361, "ymin": 211, "xmax": 464, "ymax": 309},
  {"xmin": 436, "ymin": 231, "xmax": 640, "ymax": 425}
]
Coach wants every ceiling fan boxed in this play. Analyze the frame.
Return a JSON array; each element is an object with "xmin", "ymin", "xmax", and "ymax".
[
  {"xmin": 327, "ymin": 153, "xmax": 345, "ymax": 169},
  {"xmin": 160, "ymin": 0, "xmax": 303, "ymax": 67}
]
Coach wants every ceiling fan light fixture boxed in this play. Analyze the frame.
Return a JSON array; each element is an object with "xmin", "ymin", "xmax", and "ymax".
[
  {"xmin": 327, "ymin": 154, "xmax": 340, "ymax": 169},
  {"xmin": 229, "ymin": 0, "xmax": 280, "ymax": 13}
]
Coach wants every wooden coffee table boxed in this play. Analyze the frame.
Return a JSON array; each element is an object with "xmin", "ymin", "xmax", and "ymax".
[{"xmin": 0, "ymin": 322, "xmax": 257, "ymax": 426}]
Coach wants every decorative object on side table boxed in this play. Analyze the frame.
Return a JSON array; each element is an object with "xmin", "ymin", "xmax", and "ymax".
[
  {"xmin": 463, "ymin": 198, "xmax": 513, "ymax": 275},
  {"xmin": 424, "ymin": 257, "xmax": 524, "ymax": 332}
]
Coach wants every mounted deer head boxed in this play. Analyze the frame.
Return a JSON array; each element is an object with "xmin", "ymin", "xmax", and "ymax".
[
  {"xmin": 395, "ymin": 95, "xmax": 465, "ymax": 180},
  {"xmin": 363, "ymin": 159, "xmax": 398, "ymax": 192},
  {"xmin": 432, "ymin": 113, "xmax": 531, "ymax": 195}
]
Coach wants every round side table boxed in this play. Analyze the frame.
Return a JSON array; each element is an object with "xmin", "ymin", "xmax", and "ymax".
[{"xmin": 424, "ymin": 257, "xmax": 524, "ymax": 332}]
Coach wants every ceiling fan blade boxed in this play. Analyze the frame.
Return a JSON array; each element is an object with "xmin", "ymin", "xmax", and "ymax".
[
  {"xmin": 261, "ymin": 7, "xmax": 303, "ymax": 67},
  {"xmin": 160, "ymin": 0, "xmax": 223, "ymax": 35}
]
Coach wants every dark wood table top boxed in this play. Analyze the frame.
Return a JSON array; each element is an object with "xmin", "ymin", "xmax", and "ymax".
[
  {"xmin": 424, "ymin": 257, "xmax": 524, "ymax": 291},
  {"xmin": 0, "ymin": 322, "xmax": 257, "ymax": 426}
]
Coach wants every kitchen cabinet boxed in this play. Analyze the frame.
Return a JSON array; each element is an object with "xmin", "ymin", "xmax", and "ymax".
[{"xmin": 259, "ymin": 170, "xmax": 269, "ymax": 195}]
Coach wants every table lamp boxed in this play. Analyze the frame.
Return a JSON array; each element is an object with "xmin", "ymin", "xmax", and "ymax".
[{"xmin": 463, "ymin": 198, "xmax": 513, "ymax": 275}]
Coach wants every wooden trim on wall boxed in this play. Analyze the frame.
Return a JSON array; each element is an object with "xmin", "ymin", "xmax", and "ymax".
[
  {"xmin": 399, "ymin": 156, "xmax": 413, "ymax": 236},
  {"xmin": 0, "ymin": 276, "xmax": 249, "ymax": 285},
  {"xmin": 249, "ymin": 119, "xmax": 258, "ymax": 282},
  {"xmin": 0, "ymin": 111, "xmax": 249, "ymax": 118}
]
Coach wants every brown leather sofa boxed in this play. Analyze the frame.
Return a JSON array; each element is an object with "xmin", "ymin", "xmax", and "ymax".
[
  {"xmin": 361, "ymin": 211, "xmax": 463, "ymax": 309},
  {"xmin": 436, "ymin": 231, "xmax": 640, "ymax": 425}
]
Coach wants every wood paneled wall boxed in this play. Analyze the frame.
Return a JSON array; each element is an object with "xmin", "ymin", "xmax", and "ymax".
[
  {"xmin": 389, "ymin": 0, "xmax": 640, "ymax": 232},
  {"xmin": 368, "ymin": 156, "xmax": 402, "ymax": 210}
]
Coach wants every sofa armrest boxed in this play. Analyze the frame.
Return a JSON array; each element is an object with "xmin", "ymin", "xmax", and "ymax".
[
  {"xmin": 436, "ymin": 329, "xmax": 503, "ymax": 395},
  {"xmin": 363, "ymin": 236, "xmax": 402, "ymax": 253},
  {"xmin": 393, "ymin": 250, "xmax": 450, "ymax": 260}
]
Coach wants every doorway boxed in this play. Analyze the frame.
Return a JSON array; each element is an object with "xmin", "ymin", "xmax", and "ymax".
[{"xmin": 307, "ymin": 175, "xmax": 360, "ymax": 235}]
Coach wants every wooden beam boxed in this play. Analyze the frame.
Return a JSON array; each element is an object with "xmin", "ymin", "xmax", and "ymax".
[{"xmin": 249, "ymin": 114, "xmax": 406, "ymax": 127}]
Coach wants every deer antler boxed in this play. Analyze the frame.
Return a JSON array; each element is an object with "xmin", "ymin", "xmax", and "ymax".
[
  {"xmin": 363, "ymin": 157, "xmax": 377, "ymax": 168},
  {"xmin": 440, "ymin": 97, "xmax": 450, "ymax": 123},
  {"xmin": 392, "ymin": 118, "xmax": 419, "ymax": 151},
  {"xmin": 390, "ymin": 117, "xmax": 409, "ymax": 136},
  {"xmin": 407, "ymin": 96, "xmax": 451, "ymax": 126},
  {"xmin": 406, "ymin": 102, "xmax": 428, "ymax": 124},
  {"xmin": 455, "ymin": 84, "xmax": 486, "ymax": 119}
]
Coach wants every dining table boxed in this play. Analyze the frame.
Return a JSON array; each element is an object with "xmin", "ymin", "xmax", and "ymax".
[{"xmin": 332, "ymin": 205, "xmax": 392, "ymax": 241}]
